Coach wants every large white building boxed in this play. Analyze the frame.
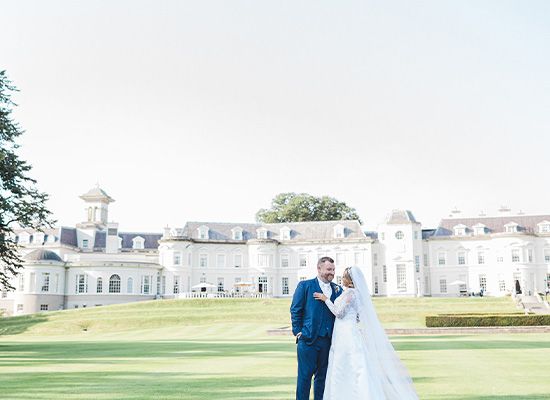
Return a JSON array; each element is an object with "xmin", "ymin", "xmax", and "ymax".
[{"xmin": 1, "ymin": 187, "xmax": 550, "ymax": 316}]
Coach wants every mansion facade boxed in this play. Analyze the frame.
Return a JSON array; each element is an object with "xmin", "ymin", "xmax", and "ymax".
[{"xmin": 1, "ymin": 187, "xmax": 550, "ymax": 316}]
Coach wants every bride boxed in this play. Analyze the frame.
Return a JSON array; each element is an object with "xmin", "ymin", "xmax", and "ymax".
[{"xmin": 313, "ymin": 266, "xmax": 419, "ymax": 400}]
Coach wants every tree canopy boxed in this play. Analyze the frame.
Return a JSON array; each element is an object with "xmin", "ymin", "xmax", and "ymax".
[
  {"xmin": 256, "ymin": 193, "xmax": 362, "ymax": 224},
  {"xmin": 0, "ymin": 70, "xmax": 54, "ymax": 290}
]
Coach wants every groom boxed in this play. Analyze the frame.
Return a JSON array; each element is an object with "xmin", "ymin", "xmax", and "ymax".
[{"xmin": 290, "ymin": 256, "xmax": 342, "ymax": 400}]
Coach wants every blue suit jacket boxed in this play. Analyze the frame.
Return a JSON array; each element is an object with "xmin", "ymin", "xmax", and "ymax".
[{"xmin": 290, "ymin": 278, "xmax": 343, "ymax": 344}]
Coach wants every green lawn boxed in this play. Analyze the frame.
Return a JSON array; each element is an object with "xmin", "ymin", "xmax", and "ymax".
[{"xmin": 0, "ymin": 297, "xmax": 547, "ymax": 400}]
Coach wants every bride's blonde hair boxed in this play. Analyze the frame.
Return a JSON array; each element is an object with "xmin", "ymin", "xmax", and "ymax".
[{"xmin": 343, "ymin": 267, "xmax": 354, "ymax": 287}]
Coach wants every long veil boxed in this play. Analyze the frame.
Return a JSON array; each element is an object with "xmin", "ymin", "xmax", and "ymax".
[{"xmin": 350, "ymin": 266, "xmax": 419, "ymax": 399}]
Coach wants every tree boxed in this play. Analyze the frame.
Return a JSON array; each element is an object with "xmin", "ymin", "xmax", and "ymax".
[
  {"xmin": 0, "ymin": 70, "xmax": 54, "ymax": 290},
  {"xmin": 256, "ymin": 193, "xmax": 362, "ymax": 224}
]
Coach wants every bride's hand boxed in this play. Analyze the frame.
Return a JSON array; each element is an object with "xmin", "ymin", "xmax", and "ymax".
[{"xmin": 313, "ymin": 292, "xmax": 327, "ymax": 302}]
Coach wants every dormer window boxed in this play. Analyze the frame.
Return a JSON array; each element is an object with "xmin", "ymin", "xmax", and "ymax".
[
  {"xmin": 538, "ymin": 221, "xmax": 550, "ymax": 234},
  {"xmin": 34, "ymin": 232, "xmax": 45, "ymax": 244},
  {"xmin": 47, "ymin": 234, "xmax": 56, "ymax": 243},
  {"xmin": 197, "ymin": 226, "xmax": 209, "ymax": 240},
  {"xmin": 280, "ymin": 227, "xmax": 291, "ymax": 241},
  {"xmin": 257, "ymin": 228, "xmax": 268, "ymax": 239},
  {"xmin": 132, "ymin": 236, "xmax": 145, "ymax": 250},
  {"xmin": 333, "ymin": 224, "xmax": 345, "ymax": 239},
  {"xmin": 453, "ymin": 224, "xmax": 468, "ymax": 236},
  {"xmin": 231, "ymin": 227, "xmax": 243, "ymax": 241},
  {"xmin": 504, "ymin": 222, "xmax": 519, "ymax": 233},
  {"xmin": 473, "ymin": 223, "xmax": 486, "ymax": 236},
  {"xmin": 18, "ymin": 232, "xmax": 30, "ymax": 244}
]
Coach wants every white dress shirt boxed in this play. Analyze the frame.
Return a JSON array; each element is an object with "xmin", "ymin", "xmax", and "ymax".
[{"xmin": 317, "ymin": 277, "xmax": 333, "ymax": 299}]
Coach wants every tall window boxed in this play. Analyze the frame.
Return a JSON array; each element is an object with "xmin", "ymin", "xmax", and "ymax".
[
  {"xmin": 374, "ymin": 278, "xmax": 379, "ymax": 295},
  {"xmin": 440, "ymin": 278, "xmax": 447, "ymax": 293},
  {"xmin": 479, "ymin": 274, "xmax": 487, "ymax": 291},
  {"xmin": 127, "ymin": 277, "xmax": 133, "ymax": 294},
  {"xmin": 438, "ymin": 252, "xmax": 446, "ymax": 265},
  {"xmin": 217, "ymin": 254, "xmax": 226, "ymax": 267},
  {"xmin": 76, "ymin": 274, "xmax": 88, "ymax": 294},
  {"xmin": 477, "ymin": 252, "xmax": 485, "ymax": 265},
  {"xmin": 415, "ymin": 256, "xmax": 420, "ymax": 272},
  {"xmin": 258, "ymin": 254, "xmax": 273, "ymax": 267},
  {"xmin": 234, "ymin": 277, "xmax": 242, "ymax": 293},
  {"xmin": 109, "ymin": 274, "xmax": 121, "ymax": 293},
  {"xmin": 141, "ymin": 276, "xmax": 151, "ymax": 294},
  {"xmin": 217, "ymin": 278, "xmax": 224, "ymax": 292},
  {"xmin": 173, "ymin": 253, "xmax": 181, "ymax": 265},
  {"xmin": 498, "ymin": 275, "xmax": 506, "ymax": 292},
  {"xmin": 511, "ymin": 249, "xmax": 520, "ymax": 262},
  {"xmin": 423, "ymin": 254, "xmax": 428, "ymax": 267},
  {"xmin": 396, "ymin": 264, "xmax": 407, "ymax": 290},
  {"xmin": 547, "ymin": 273, "xmax": 550, "ymax": 290},
  {"xmin": 354, "ymin": 252, "xmax": 362, "ymax": 266},
  {"xmin": 161, "ymin": 276, "xmax": 166, "ymax": 294},
  {"xmin": 528, "ymin": 249, "xmax": 533, "ymax": 263},
  {"xmin": 173, "ymin": 276, "xmax": 179, "ymax": 294},
  {"xmin": 258, "ymin": 276, "xmax": 268, "ymax": 293},
  {"xmin": 41, "ymin": 273, "xmax": 50, "ymax": 293},
  {"xmin": 458, "ymin": 252, "xmax": 466, "ymax": 265},
  {"xmin": 234, "ymin": 254, "xmax": 242, "ymax": 268},
  {"xmin": 299, "ymin": 254, "xmax": 307, "ymax": 267},
  {"xmin": 18, "ymin": 273, "xmax": 24, "ymax": 291},
  {"xmin": 282, "ymin": 277, "xmax": 289, "ymax": 295},
  {"xmin": 545, "ymin": 250, "xmax": 550, "ymax": 263},
  {"xmin": 157, "ymin": 273, "xmax": 161, "ymax": 295},
  {"xmin": 96, "ymin": 277, "xmax": 103, "ymax": 293},
  {"xmin": 383, "ymin": 265, "xmax": 387, "ymax": 283},
  {"xmin": 199, "ymin": 254, "xmax": 208, "ymax": 268},
  {"xmin": 281, "ymin": 254, "xmax": 289, "ymax": 268},
  {"xmin": 30, "ymin": 272, "xmax": 36, "ymax": 292},
  {"xmin": 82, "ymin": 239, "xmax": 89, "ymax": 248},
  {"xmin": 373, "ymin": 253, "xmax": 378, "ymax": 266}
]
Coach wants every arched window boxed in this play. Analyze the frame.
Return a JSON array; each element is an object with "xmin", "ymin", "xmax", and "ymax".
[
  {"xmin": 96, "ymin": 277, "xmax": 103, "ymax": 293},
  {"xmin": 127, "ymin": 277, "xmax": 133, "ymax": 294},
  {"xmin": 109, "ymin": 274, "xmax": 121, "ymax": 293}
]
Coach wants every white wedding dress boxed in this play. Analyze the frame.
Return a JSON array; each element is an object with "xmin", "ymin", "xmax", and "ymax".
[{"xmin": 322, "ymin": 267, "xmax": 419, "ymax": 400}]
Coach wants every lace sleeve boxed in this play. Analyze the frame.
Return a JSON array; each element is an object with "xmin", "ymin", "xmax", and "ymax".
[{"xmin": 324, "ymin": 289, "xmax": 356, "ymax": 319}]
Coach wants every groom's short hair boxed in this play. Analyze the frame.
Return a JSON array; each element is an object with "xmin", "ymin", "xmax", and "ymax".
[{"xmin": 317, "ymin": 256, "xmax": 334, "ymax": 267}]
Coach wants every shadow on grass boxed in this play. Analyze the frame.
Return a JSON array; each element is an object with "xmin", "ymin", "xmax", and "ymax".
[
  {"xmin": 0, "ymin": 340, "xmax": 295, "ymax": 367},
  {"xmin": 0, "ymin": 314, "xmax": 49, "ymax": 336},
  {"xmin": 0, "ymin": 371, "xmax": 295, "ymax": 400},
  {"xmin": 432, "ymin": 396, "xmax": 550, "ymax": 400},
  {"xmin": 393, "ymin": 336, "xmax": 550, "ymax": 351}
]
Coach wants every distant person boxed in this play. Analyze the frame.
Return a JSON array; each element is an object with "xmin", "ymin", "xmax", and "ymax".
[
  {"xmin": 290, "ymin": 257, "xmax": 342, "ymax": 400},
  {"xmin": 313, "ymin": 267, "xmax": 419, "ymax": 399}
]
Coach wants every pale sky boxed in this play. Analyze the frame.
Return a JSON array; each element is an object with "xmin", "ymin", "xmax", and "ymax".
[{"xmin": 2, "ymin": 1, "xmax": 549, "ymax": 232}]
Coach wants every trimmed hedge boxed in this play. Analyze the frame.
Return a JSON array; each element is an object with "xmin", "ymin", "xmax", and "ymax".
[{"xmin": 426, "ymin": 313, "xmax": 550, "ymax": 327}]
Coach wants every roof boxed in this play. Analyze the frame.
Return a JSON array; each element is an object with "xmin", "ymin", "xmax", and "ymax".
[
  {"xmin": 385, "ymin": 210, "xmax": 418, "ymax": 225},
  {"xmin": 422, "ymin": 229, "xmax": 437, "ymax": 240},
  {"xmin": 79, "ymin": 186, "xmax": 115, "ymax": 203},
  {"xmin": 60, "ymin": 227, "xmax": 78, "ymax": 247},
  {"xmin": 119, "ymin": 233, "xmax": 162, "ymax": 249},
  {"xmin": 181, "ymin": 220, "xmax": 367, "ymax": 241},
  {"xmin": 433, "ymin": 214, "xmax": 550, "ymax": 237},
  {"xmin": 24, "ymin": 249, "xmax": 63, "ymax": 262}
]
